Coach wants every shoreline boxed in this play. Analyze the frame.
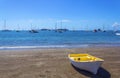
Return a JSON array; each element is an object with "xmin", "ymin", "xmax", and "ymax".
[
  {"xmin": 0, "ymin": 47, "xmax": 120, "ymax": 78},
  {"xmin": 1, "ymin": 43, "xmax": 120, "ymax": 50}
]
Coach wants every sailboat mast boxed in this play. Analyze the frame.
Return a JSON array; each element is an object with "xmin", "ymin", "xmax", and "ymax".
[
  {"xmin": 30, "ymin": 23, "xmax": 33, "ymax": 30},
  {"xmin": 60, "ymin": 21, "xmax": 62, "ymax": 29},
  {"xmin": 102, "ymin": 24, "xmax": 105, "ymax": 30},
  {"xmin": 55, "ymin": 22, "xmax": 57, "ymax": 30},
  {"xmin": 4, "ymin": 20, "xmax": 6, "ymax": 30}
]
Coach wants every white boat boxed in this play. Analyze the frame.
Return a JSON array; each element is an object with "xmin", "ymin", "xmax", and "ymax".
[
  {"xmin": 115, "ymin": 33, "xmax": 120, "ymax": 36},
  {"xmin": 68, "ymin": 54, "xmax": 104, "ymax": 74}
]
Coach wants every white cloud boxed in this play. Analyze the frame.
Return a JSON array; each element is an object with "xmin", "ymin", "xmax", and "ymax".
[
  {"xmin": 112, "ymin": 22, "xmax": 120, "ymax": 27},
  {"xmin": 0, "ymin": 18, "xmax": 72, "ymax": 30},
  {"xmin": 28, "ymin": 19, "xmax": 33, "ymax": 23},
  {"xmin": 61, "ymin": 19, "xmax": 71, "ymax": 22},
  {"xmin": 78, "ymin": 20, "xmax": 89, "ymax": 22},
  {"xmin": 57, "ymin": 19, "xmax": 71, "ymax": 23}
]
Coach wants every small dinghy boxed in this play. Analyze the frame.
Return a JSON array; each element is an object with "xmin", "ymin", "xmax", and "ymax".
[{"xmin": 68, "ymin": 54, "xmax": 104, "ymax": 74}]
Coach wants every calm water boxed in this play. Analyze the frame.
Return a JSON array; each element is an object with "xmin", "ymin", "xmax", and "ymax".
[{"xmin": 0, "ymin": 30, "xmax": 120, "ymax": 49}]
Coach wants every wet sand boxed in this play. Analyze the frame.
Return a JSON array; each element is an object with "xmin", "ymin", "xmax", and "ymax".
[{"xmin": 0, "ymin": 47, "xmax": 120, "ymax": 78}]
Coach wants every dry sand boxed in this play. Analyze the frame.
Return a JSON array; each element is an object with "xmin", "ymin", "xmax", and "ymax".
[{"xmin": 0, "ymin": 47, "xmax": 120, "ymax": 78}]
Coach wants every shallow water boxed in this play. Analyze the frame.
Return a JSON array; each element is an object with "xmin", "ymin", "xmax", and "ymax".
[{"xmin": 0, "ymin": 30, "xmax": 120, "ymax": 49}]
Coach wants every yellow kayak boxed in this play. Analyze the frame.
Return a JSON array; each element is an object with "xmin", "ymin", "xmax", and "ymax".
[{"xmin": 68, "ymin": 54, "xmax": 104, "ymax": 74}]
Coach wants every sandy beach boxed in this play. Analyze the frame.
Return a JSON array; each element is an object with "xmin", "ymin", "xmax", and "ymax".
[{"xmin": 0, "ymin": 47, "xmax": 120, "ymax": 78}]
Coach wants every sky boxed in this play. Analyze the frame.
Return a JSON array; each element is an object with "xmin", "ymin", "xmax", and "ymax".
[{"xmin": 0, "ymin": 0, "xmax": 120, "ymax": 30}]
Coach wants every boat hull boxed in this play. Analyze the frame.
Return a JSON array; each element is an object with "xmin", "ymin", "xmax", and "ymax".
[{"xmin": 70, "ymin": 59, "xmax": 103, "ymax": 74}]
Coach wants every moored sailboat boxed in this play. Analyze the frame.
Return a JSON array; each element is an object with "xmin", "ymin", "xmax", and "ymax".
[
  {"xmin": 29, "ymin": 24, "xmax": 39, "ymax": 33},
  {"xmin": 2, "ymin": 20, "xmax": 11, "ymax": 32}
]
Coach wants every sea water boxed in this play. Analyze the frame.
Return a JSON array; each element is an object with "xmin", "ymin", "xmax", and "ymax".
[{"xmin": 0, "ymin": 30, "xmax": 120, "ymax": 49}]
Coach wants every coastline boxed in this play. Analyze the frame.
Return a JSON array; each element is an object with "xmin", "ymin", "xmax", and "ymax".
[
  {"xmin": 0, "ymin": 47, "xmax": 120, "ymax": 78},
  {"xmin": 1, "ymin": 43, "xmax": 120, "ymax": 50}
]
